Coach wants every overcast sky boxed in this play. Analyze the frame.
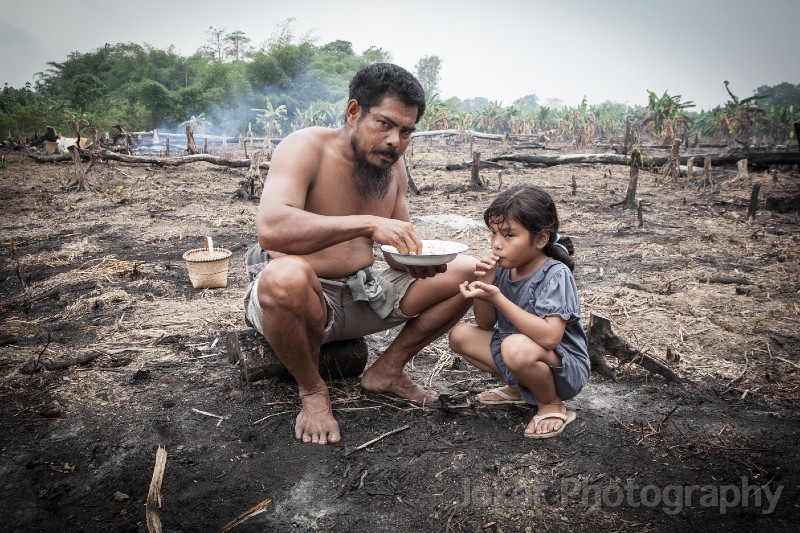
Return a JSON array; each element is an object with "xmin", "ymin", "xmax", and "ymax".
[{"xmin": 1, "ymin": 0, "xmax": 797, "ymax": 110}]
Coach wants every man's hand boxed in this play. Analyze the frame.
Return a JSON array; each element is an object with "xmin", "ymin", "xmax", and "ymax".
[
  {"xmin": 371, "ymin": 218, "xmax": 422, "ymax": 255},
  {"xmin": 405, "ymin": 263, "xmax": 447, "ymax": 279}
]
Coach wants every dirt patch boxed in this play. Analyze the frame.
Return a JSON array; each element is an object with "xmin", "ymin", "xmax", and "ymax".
[{"xmin": 1, "ymin": 140, "xmax": 799, "ymax": 532}]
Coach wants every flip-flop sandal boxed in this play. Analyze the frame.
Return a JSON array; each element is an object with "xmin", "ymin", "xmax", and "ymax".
[
  {"xmin": 476, "ymin": 387, "xmax": 525, "ymax": 405},
  {"xmin": 525, "ymin": 410, "xmax": 577, "ymax": 439}
]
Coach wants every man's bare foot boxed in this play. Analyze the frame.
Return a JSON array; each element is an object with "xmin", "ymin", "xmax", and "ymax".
[
  {"xmin": 295, "ymin": 389, "xmax": 340, "ymax": 445},
  {"xmin": 361, "ymin": 366, "xmax": 439, "ymax": 403},
  {"xmin": 525, "ymin": 403, "xmax": 567, "ymax": 437}
]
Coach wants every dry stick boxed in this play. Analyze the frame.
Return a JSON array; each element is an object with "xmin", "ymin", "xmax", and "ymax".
[
  {"xmin": 251, "ymin": 410, "xmax": 293, "ymax": 426},
  {"xmin": 146, "ymin": 446, "xmax": 168, "ymax": 533},
  {"xmin": 28, "ymin": 331, "xmax": 52, "ymax": 372},
  {"xmin": 776, "ymin": 356, "xmax": 800, "ymax": 369},
  {"xmin": 656, "ymin": 405, "xmax": 679, "ymax": 433},
  {"xmin": 722, "ymin": 353, "xmax": 750, "ymax": 394},
  {"xmin": 219, "ymin": 497, "xmax": 273, "ymax": 533},
  {"xmin": 191, "ymin": 408, "xmax": 229, "ymax": 427},
  {"xmin": 347, "ymin": 424, "xmax": 411, "ymax": 455}
]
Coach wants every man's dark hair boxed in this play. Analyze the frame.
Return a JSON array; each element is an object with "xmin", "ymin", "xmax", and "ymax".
[{"xmin": 349, "ymin": 63, "xmax": 426, "ymax": 123}]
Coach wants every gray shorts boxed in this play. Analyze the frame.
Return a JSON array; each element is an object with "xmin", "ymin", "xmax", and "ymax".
[
  {"xmin": 244, "ymin": 266, "xmax": 416, "ymax": 344},
  {"xmin": 490, "ymin": 333, "xmax": 589, "ymax": 406}
]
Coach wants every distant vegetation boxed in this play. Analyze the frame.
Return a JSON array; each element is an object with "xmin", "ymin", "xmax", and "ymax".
[{"xmin": 1, "ymin": 20, "xmax": 798, "ymax": 146}]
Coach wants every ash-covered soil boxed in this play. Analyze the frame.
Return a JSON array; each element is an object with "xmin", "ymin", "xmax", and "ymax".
[{"xmin": 1, "ymin": 138, "xmax": 799, "ymax": 532}]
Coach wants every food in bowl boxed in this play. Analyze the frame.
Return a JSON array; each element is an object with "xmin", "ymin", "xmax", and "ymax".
[{"xmin": 380, "ymin": 240, "xmax": 469, "ymax": 266}]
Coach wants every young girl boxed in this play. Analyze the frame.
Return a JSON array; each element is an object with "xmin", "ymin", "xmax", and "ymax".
[{"xmin": 448, "ymin": 185, "xmax": 590, "ymax": 439}]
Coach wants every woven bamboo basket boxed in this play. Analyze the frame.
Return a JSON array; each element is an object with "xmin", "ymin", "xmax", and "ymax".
[{"xmin": 182, "ymin": 237, "xmax": 232, "ymax": 289}]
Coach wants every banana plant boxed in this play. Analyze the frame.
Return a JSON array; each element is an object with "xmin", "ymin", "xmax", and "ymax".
[
  {"xmin": 252, "ymin": 98, "xmax": 287, "ymax": 138},
  {"xmin": 720, "ymin": 80, "xmax": 766, "ymax": 145},
  {"xmin": 639, "ymin": 90, "xmax": 694, "ymax": 142},
  {"xmin": 319, "ymin": 99, "xmax": 346, "ymax": 128},
  {"xmin": 765, "ymin": 104, "xmax": 797, "ymax": 143},
  {"xmin": 179, "ymin": 113, "xmax": 210, "ymax": 134},
  {"xmin": 291, "ymin": 104, "xmax": 325, "ymax": 131}
]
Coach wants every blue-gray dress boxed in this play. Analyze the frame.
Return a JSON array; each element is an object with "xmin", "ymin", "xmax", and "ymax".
[{"xmin": 489, "ymin": 257, "xmax": 590, "ymax": 406}]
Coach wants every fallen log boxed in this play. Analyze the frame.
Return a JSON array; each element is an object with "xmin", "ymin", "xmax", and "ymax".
[
  {"xmin": 226, "ymin": 329, "xmax": 368, "ymax": 382},
  {"xmin": 697, "ymin": 275, "xmax": 754, "ymax": 285},
  {"xmin": 411, "ymin": 129, "xmax": 506, "ymax": 142},
  {"xmin": 29, "ymin": 148, "xmax": 799, "ymax": 172},
  {"xmin": 484, "ymin": 151, "xmax": 800, "ymax": 168},
  {"xmin": 587, "ymin": 314, "xmax": 681, "ymax": 383},
  {"xmin": 444, "ymin": 160, "xmax": 504, "ymax": 171},
  {"xmin": 510, "ymin": 144, "xmax": 561, "ymax": 151},
  {"xmin": 28, "ymin": 149, "xmax": 271, "ymax": 170}
]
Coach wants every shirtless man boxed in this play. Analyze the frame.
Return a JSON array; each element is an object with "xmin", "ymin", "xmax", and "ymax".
[{"xmin": 243, "ymin": 63, "xmax": 476, "ymax": 445}]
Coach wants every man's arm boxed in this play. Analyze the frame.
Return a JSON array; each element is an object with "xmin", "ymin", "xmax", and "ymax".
[
  {"xmin": 256, "ymin": 132, "xmax": 368, "ymax": 255},
  {"xmin": 257, "ymin": 131, "xmax": 419, "ymax": 255}
]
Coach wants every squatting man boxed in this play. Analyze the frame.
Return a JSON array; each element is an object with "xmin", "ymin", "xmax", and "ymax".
[{"xmin": 243, "ymin": 63, "xmax": 477, "ymax": 444}]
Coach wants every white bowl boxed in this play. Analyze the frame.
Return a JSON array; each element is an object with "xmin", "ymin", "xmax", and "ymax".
[{"xmin": 380, "ymin": 240, "xmax": 469, "ymax": 266}]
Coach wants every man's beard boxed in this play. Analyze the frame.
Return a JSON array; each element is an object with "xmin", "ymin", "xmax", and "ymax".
[{"xmin": 350, "ymin": 133, "xmax": 397, "ymax": 199}]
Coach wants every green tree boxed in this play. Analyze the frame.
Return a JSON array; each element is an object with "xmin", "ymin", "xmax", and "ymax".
[
  {"xmin": 362, "ymin": 46, "xmax": 392, "ymax": 64},
  {"xmin": 513, "ymin": 94, "xmax": 539, "ymax": 111},
  {"xmin": 225, "ymin": 31, "xmax": 251, "ymax": 61},
  {"xmin": 460, "ymin": 97, "xmax": 489, "ymax": 113},
  {"xmin": 201, "ymin": 26, "xmax": 227, "ymax": 60},
  {"xmin": 753, "ymin": 82, "xmax": 800, "ymax": 109},
  {"xmin": 414, "ymin": 55, "xmax": 442, "ymax": 97}
]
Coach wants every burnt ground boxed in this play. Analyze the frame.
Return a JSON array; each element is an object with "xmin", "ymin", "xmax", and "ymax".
[{"xmin": 1, "ymin": 138, "xmax": 799, "ymax": 532}]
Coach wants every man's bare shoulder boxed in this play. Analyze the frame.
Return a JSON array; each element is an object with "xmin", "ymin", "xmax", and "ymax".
[{"xmin": 274, "ymin": 127, "xmax": 340, "ymax": 157}]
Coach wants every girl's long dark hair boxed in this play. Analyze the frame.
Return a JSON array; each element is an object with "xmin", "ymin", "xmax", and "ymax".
[{"xmin": 484, "ymin": 185, "xmax": 575, "ymax": 271}]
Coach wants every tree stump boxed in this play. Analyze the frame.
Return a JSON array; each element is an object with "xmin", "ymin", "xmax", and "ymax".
[
  {"xmin": 736, "ymin": 159, "xmax": 749, "ymax": 181},
  {"xmin": 66, "ymin": 146, "xmax": 92, "ymax": 191},
  {"xmin": 586, "ymin": 314, "xmax": 681, "ymax": 383},
  {"xmin": 226, "ymin": 329, "xmax": 369, "ymax": 382},
  {"xmin": 246, "ymin": 151, "xmax": 263, "ymax": 199},
  {"xmin": 404, "ymin": 154, "xmax": 420, "ymax": 195},
  {"xmin": 702, "ymin": 156, "xmax": 712, "ymax": 188},
  {"xmin": 623, "ymin": 148, "xmax": 641, "ymax": 209},
  {"xmin": 794, "ymin": 121, "xmax": 800, "ymax": 151},
  {"xmin": 185, "ymin": 125, "xmax": 199, "ymax": 155},
  {"xmin": 470, "ymin": 151, "xmax": 485, "ymax": 188},
  {"xmin": 660, "ymin": 139, "xmax": 681, "ymax": 182},
  {"xmin": 747, "ymin": 183, "xmax": 761, "ymax": 221}
]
